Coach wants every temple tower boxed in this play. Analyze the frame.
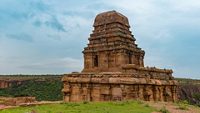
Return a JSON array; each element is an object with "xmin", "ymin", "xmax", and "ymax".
[
  {"xmin": 82, "ymin": 11, "xmax": 144, "ymax": 73},
  {"xmin": 62, "ymin": 10, "xmax": 178, "ymax": 102}
]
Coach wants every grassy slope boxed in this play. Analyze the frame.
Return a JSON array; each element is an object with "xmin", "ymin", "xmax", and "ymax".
[{"xmin": 0, "ymin": 101, "xmax": 155, "ymax": 113}]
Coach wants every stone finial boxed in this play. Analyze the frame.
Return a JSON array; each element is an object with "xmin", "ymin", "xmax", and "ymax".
[{"xmin": 94, "ymin": 10, "xmax": 130, "ymax": 27}]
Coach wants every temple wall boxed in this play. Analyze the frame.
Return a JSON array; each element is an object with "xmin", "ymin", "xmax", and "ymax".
[
  {"xmin": 63, "ymin": 82, "xmax": 177, "ymax": 102},
  {"xmin": 62, "ymin": 73, "xmax": 178, "ymax": 102}
]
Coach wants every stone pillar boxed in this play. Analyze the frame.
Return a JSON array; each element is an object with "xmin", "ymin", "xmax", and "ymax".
[
  {"xmin": 91, "ymin": 84, "xmax": 101, "ymax": 101},
  {"xmin": 82, "ymin": 84, "xmax": 90, "ymax": 101},
  {"xmin": 171, "ymin": 85, "xmax": 177, "ymax": 101},
  {"xmin": 161, "ymin": 86, "xmax": 172, "ymax": 102},
  {"xmin": 160, "ymin": 86, "xmax": 164, "ymax": 101},
  {"xmin": 132, "ymin": 85, "xmax": 139, "ymax": 99},
  {"xmin": 70, "ymin": 84, "xmax": 82, "ymax": 102},
  {"xmin": 149, "ymin": 85, "xmax": 153, "ymax": 101},
  {"xmin": 120, "ymin": 84, "xmax": 126, "ymax": 100},
  {"xmin": 64, "ymin": 93, "xmax": 70, "ymax": 102},
  {"xmin": 111, "ymin": 85, "xmax": 122, "ymax": 101},
  {"xmin": 100, "ymin": 52, "xmax": 109, "ymax": 71},
  {"xmin": 118, "ymin": 52, "xmax": 126, "ymax": 66},
  {"xmin": 82, "ymin": 53, "xmax": 93, "ymax": 72},
  {"xmin": 143, "ymin": 85, "xmax": 154, "ymax": 101},
  {"xmin": 138, "ymin": 85, "xmax": 144, "ymax": 100},
  {"xmin": 157, "ymin": 86, "xmax": 162, "ymax": 101},
  {"xmin": 124, "ymin": 85, "xmax": 134, "ymax": 100},
  {"xmin": 139, "ymin": 55, "xmax": 144, "ymax": 67},
  {"xmin": 62, "ymin": 82, "xmax": 71, "ymax": 102},
  {"xmin": 153, "ymin": 85, "xmax": 160, "ymax": 101},
  {"xmin": 100, "ymin": 85, "xmax": 111, "ymax": 101}
]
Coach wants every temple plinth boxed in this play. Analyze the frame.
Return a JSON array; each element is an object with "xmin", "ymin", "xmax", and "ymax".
[{"xmin": 62, "ymin": 10, "xmax": 178, "ymax": 102}]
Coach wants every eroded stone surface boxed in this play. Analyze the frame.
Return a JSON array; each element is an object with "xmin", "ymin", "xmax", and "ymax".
[
  {"xmin": 62, "ymin": 10, "xmax": 178, "ymax": 102},
  {"xmin": 0, "ymin": 97, "xmax": 36, "ymax": 106},
  {"xmin": 0, "ymin": 80, "xmax": 22, "ymax": 89}
]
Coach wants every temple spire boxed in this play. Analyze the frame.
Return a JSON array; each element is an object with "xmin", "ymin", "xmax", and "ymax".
[{"xmin": 82, "ymin": 10, "xmax": 144, "ymax": 73}]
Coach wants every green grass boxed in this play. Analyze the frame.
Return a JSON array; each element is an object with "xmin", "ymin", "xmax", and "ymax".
[{"xmin": 0, "ymin": 101, "xmax": 155, "ymax": 113}]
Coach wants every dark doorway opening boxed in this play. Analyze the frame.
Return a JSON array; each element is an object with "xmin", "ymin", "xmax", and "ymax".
[
  {"xmin": 129, "ymin": 53, "xmax": 132, "ymax": 64},
  {"xmin": 94, "ymin": 55, "xmax": 98, "ymax": 67}
]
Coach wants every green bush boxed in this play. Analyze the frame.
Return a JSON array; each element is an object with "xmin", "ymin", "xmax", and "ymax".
[
  {"xmin": 193, "ymin": 93, "xmax": 200, "ymax": 101},
  {"xmin": 159, "ymin": 106, "xmax": 170, "ymax": 113},
  {"xmin": 176, "ymin": 100, "xmax": 189, "ymax": 110},
  {"xmin": 144, "ymin": 104, "xmax": 150, "ymax": 107},
  {"xmin": 136, "ymin": 100, "xmax": 144, "ymax": 104}
]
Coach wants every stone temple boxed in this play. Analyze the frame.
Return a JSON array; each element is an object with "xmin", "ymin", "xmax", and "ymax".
[{"xmin": 62, "ymin": 10, "xmax": 178, "ymax": 102}]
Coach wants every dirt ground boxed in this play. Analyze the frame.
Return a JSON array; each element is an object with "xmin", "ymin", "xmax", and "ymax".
[
  {"xmin": 0, "ymin": 101, "xmax": 62, "ymax": 110},
  {"xmin": 147, "ymin": 101, "xmax": 200, "ymax": 113}
]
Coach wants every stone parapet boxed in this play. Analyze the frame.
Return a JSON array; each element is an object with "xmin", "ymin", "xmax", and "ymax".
[{"xmin": 62, "ymin": 73, "xmax": 177, "ymax": 85}]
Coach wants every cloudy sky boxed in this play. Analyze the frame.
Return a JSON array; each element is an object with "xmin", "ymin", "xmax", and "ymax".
[{"xmin": 0, "ymin": 0, "xmax": 200, "ymax": 79}]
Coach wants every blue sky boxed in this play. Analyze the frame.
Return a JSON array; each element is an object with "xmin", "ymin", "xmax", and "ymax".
[{"xmin": 0, "ymin": 0, "xmax": 200, "ymax": 79}]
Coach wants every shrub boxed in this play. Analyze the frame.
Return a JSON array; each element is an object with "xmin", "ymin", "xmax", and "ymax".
[
  {"xmin": 192, "ymin": 93, "xmax": 200, "ymax": 101},
  {"xmin": 83, "ymin": 101, "xmax": 89, "ymax": 104},
  {"xmin": 159, "ymin": 106, "xmax": 170, "ymax": 113},
  {"xmin": 176, "ymin": 100, "xmax": 189, "ymax": 110},
  {"xmin": 144, "ymin": 104, "xmax": 150, "ymax": 107},
  {"xmin": 136, "ymin": 100, "xmax": 144, "ymax": 104}
]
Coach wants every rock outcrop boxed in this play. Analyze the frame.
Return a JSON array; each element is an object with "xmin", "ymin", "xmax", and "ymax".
[
  {"xmin": 0, "ymin": 80, "xmax": 22, "ymax": 89},
  {"xmin": 0, "ymin": 97, "xmax": 36, "ymax": 106}
]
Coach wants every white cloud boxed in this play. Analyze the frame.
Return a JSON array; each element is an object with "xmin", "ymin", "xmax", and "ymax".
[
  {"xmin": 0, "ymin": 56, "xmax": 83, "ymax": 74},
  {"xmin": 23, "ymin": 57, "xmax": 82, "ymax": 70},
  {"xmin": 168, "ymin": 0, "xmax": 200, "ymax": 12},
  {"xmin": 0, "ymin": 0, "xmax": 200, "ymax": 78},
  {"xmin": 103, "ymin": 0, "xmax": 155, "ymax": 14}
]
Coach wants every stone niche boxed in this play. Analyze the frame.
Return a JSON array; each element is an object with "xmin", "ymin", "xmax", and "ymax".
[{"xmin": 62, "ymin": 10, "xmax": 178, "ymax": 102}]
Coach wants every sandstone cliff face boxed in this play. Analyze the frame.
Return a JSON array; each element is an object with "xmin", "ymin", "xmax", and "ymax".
[
  {"xmin": 0, "ymin": 80, "xmax": 22, "ymax": 89},
  {"xmin": 0, "ymin": 75, "xmax": 36, "ymax": 89},
  {"xmin": 179, "ymin": 85, "xmax": 200, "ymax": 106},
  {"xmin": 0, "ymin": 97, "xmax": 36, "ymax": 106},
  {"xmin": 177, "ymin": 78, "xmax": 200, "ymax": 106},
  {"xmin": 0, "ymin": 81, "xmax": 11, "ymax": 88}
]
